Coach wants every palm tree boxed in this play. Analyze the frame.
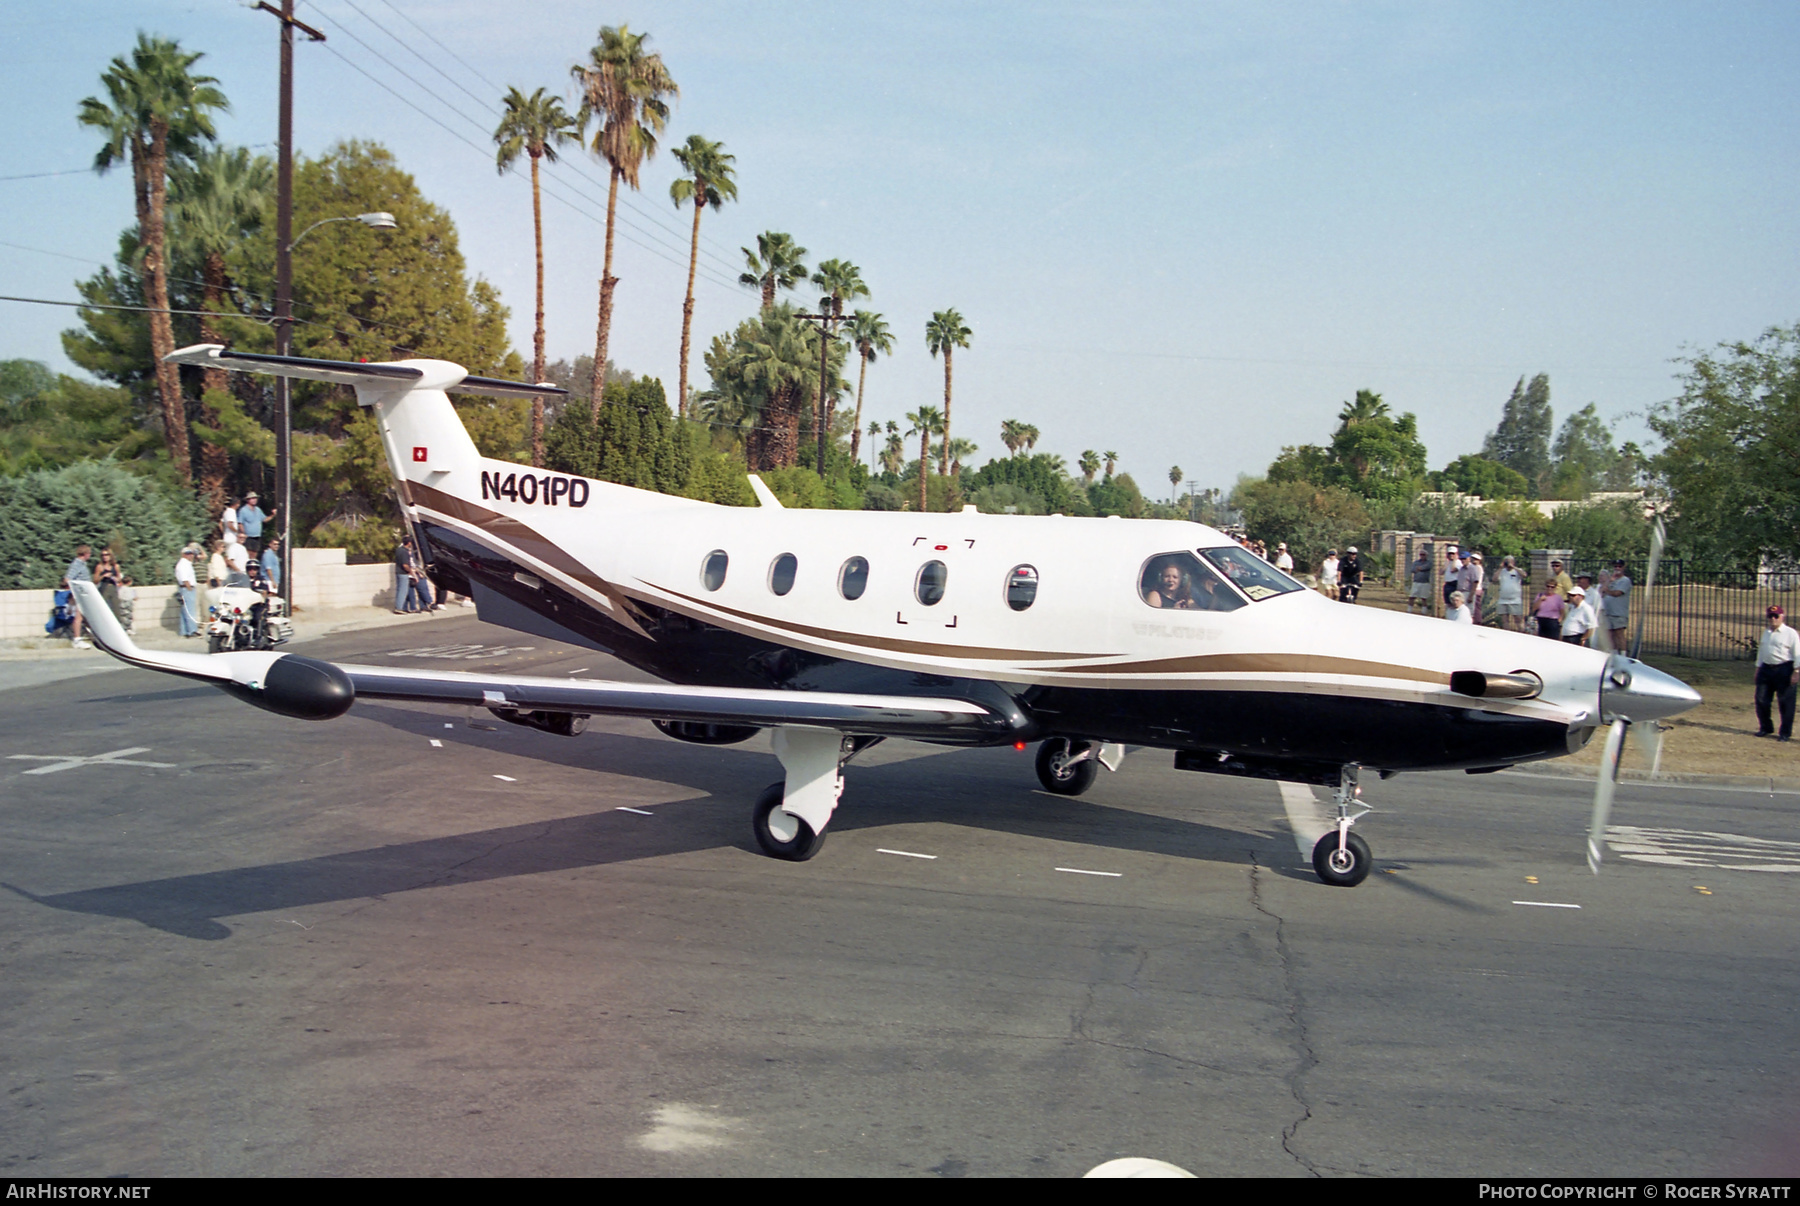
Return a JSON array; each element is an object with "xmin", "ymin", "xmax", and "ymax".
[
  {"xmin": 906, "ymin": 406, "xmax": 945, "ymax": 512},
  {"xmin": 739, "ymin": 231, "xmax": 807, "ymax": 309},
  {"xmin": 880, "ymin": 421, "xmax": 906, "ymax": 477},
  {"xmin": 79, "ymin": 33, "xmax": 228, "ymax": 485},
  {"xmin": 169, "ymin": 145, "xmax": 271, "ymax": 507},
  {"xmin": 806, "ymin": 260, "xmax": 868, "ymax": 471},
  {"xmin": 494, "ymin": 86, "xmax": 581, "ymax": 465},
  {"xmin": 669, "ymin": 134, "xmax": 737, "ymax": 422},
  {"xmin": 1103, "ymin": 450, "xmax": 1119, "ymax": 479},
  {"xmin": 1168, "ymin": 465, "xmax": 1183, "ymax": 502},
  {"xmin": 924, "ymin": 309, "xmax": 971, "ymax": 475},
  {"xmin": 1019, "ymin": 424, "xmax": 1040, "ymax": 454},
  {"xmin": 572, "ymin": 25, "xmax": 678, "ymax": 419},
  {"xmin": 705, "ymin": 304, "xmax": 815, "ymax": 471},
  {"xmin": 845, "ymin": 310, "xmax": 891, "ymax": 465},
  {"xmin": 1000, "ymin": 419, "xmax": 1026, "ymax": 456},
  {"xmin": 946, "ymin": 437, "xmax": 978, "ymax": 477},
  {"xmin": 1079, "ymin": 449, "xmax": 1100, "ymax": 485}
]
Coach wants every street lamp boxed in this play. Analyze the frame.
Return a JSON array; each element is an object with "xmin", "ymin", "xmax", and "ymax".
[{"xmin": 272, "ymin": 208, "xmax": 398, "ymax": 613}]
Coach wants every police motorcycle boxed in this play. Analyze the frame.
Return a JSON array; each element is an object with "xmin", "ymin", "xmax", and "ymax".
[{"xmin": 206, "ymin": 567, "xmax": 292, "ymax": 653}]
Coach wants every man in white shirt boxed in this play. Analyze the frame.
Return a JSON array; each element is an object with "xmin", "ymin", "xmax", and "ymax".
[
  {"xmin": 1275, "ymin": 542, "xmax": 1294, "ymax": 573},
  {"xmin": 173, "ymin": 545, "xmax": 201, "ymax": 638},
  {"xmin": 1560, "ymin": 585, "xmax": 1597, "ymax": 647},
  {"xmin": 1493, "ymin": 555, "xmax": 1526, "ymax": 632},
  {"xmin": 1755, "ymin": 605, "xmax": 1797, "ymax": 741}
]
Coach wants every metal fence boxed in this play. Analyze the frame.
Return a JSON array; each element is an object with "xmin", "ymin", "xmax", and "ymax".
[{"xmin": 1561, "ymin": 558, "xmax": 1798, "ymax": 661}]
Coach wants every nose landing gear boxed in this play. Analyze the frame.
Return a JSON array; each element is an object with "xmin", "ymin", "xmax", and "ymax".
[{"xmin": 1310, "ymin": 763, "xmax": 1373, "ymax": 886}]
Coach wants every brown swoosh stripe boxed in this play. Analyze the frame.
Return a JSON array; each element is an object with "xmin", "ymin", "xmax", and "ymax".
[
  {"xmin": 408, "ymin": 480, "xmax": 652, "ymax": 641},
  {"xmin": 649, "ymin": 584, "xmax": 1109, "ymax": 663},
  {"xmin": 1070, "ymin": 653, "xmax": 1447, "ymax": 684}
]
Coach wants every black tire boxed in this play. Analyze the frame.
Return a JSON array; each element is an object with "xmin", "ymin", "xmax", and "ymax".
[
  {"xmin": 1036, "ymin": 738, "xmax": 1099, "ymax": 796},
  {"xmin": 752, "ymin": 782, "xmax": 827, "ymax": 862},
  {"xmin": 1312, "ymin": 831, "xmax": 1373, "ymax": 887},
  {"xmin": 207, "ymin": 634, "xmax": 225, "ymax": 654}
]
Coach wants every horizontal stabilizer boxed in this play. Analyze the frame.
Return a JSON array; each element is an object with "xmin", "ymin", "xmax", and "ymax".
[{"xmin": 163, "ymin": 344, "xmax": 566, "ymax": 398}]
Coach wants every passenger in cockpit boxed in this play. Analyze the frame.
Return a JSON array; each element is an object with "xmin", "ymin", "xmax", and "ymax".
[{"xmin": 1144, "ymin": 561, "xmax": 1195, "ymax": 609}]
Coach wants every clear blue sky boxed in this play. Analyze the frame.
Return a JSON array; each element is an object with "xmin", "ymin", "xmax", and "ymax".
[{"xmin": 3, "ymin": 1, "xmax": 1796, "ymax": 494}]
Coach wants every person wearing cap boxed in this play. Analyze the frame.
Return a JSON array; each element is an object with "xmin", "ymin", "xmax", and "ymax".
[
  {"xmin": 1755, "ymin": 605, "xmax": 1797, "ymax": 741},
  {"xmin": 1600, "ymin": 559, "xmax": 1632, "ymax": 652},
  {"xmin": 1561, "ymin": 584, "xmax": 1598, "ymax": 647},
  {"xmin": 173, "ymin": 544, "xmax": 200, "ymax": 638},
  {"xmin": 1319, "ymin": 549, "xmax": 1340, "ymax": 600},
  {"xmin": 237, "ymin": 491, "xmax": 273, "ymax": 556},
  {"xmin": 1459, "ymin": 552, "xmax": 1485, "ymax": 624},
  {"xmin": 1339, "ymin": 546, "xmax": 1363, "ymax": 604},
  {"xmin": 1274, "ymin": 542, "xmax": 1294, "ymax": 573}
]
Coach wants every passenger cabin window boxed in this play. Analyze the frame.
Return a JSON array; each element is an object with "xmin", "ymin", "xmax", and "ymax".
[
  {"xmin": 839, "ymin": 556, "xmax": 869, "ymax": 600},
  {"xmin": 1139, "ymin": 552, "xmax": 1244, "ymax": 612},
  {"xmin": 1006, "ymin": 564, "xmax": 1039, "ymax": 611},
  {"xmin": 915, "ymin": 560, "xmax": 948, "ymax": 606},
  {"xmin": 769, "ymin": 552, "xmax": 797, "ymax": 596},
  {"xmin": 1199, "ymin": 546, "xmax": 1306, "ymax": 601},
  {"xmin": 701, "ymin": 549, "xmax": 729, "ymax": 591}
]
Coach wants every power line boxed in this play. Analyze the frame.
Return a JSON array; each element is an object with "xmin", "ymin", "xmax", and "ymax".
[{"xmin": 330, "ymin": 0, "xmax": 745, "ymax": 277}]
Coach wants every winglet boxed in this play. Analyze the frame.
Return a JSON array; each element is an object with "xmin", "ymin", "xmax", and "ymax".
[{"xmin": 746, "ymin": 474, "xmax": 784, "ymax": 509}]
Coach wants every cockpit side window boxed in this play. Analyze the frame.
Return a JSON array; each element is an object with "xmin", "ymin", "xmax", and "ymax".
[
  {"xmin": 1199, "ymin": 546, "xmax": 1306, "ymax": 601},
  {"xmin": 1138, "ymin": 552, "xmax": 1244, "ymax": 612}
]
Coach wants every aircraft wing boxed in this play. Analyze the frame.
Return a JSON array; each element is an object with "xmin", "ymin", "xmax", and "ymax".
[
  {"xmin": 162, "ymin": 344, "xmax": 566, "ymax": 399},
  {"xmin": 68, "ymin": 582, "xmax": 1008, "ymax": 740}
]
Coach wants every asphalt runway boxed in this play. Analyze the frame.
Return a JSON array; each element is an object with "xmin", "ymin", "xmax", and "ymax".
[{"xmin": 2, "ymin": 617, "xmax": 1797, "ymax": 1177}]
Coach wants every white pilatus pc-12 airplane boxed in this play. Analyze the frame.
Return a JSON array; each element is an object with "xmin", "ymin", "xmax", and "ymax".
[{"xmin": 69, "ymin": 344, "xmax": 1702, "ymax": 887}]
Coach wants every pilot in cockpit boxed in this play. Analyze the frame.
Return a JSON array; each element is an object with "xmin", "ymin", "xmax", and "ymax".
[{"xmin": 1144, "ymin": 560, "xmax": 1195, "ymax": 609}]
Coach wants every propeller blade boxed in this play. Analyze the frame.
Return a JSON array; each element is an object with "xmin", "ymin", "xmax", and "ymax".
[
  {"xmin": 1630, "ymin": 517, "xmax": 1667, "ymax": 660},
  {"xmin": 1586, "ymin": 719, "xmax": 1628, "ymax": 874}
]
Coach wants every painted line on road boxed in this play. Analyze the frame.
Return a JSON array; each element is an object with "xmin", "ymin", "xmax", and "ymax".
[
  {"xmin": 1513, "ymin": 901, "xmax": 1582, "ymax": 909},
  {"xmin": 877, "ymin": 848, "xmax": 937, "ymax": 860},
  {"xmin": 616, "ymin": 806, "xmax": 653, "ymax": 816},
  {"xmin": 429, "ymin": 739, "xmax": 442, "ymax": 748},
  {"xmin": 1056, "ymin": 867, "xmax": 1122, "ymax": 878},
  {"xmin": 493, "ymin": 774, "xmax": 516, "ymax": 782},
  {"xmin": 1278, "ymin": 781, "xmax": 1333, "ymax": 860}
]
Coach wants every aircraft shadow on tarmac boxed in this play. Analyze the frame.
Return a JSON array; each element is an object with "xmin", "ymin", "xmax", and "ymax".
[{"xmin": 4, "ymin": 703, "xmax": 1497, "ymax": 938}]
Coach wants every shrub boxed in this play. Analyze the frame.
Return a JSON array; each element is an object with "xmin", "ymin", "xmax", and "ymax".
[{"xmin": 0, "ymin": 461, "xmax": 209, "ymax": 588}]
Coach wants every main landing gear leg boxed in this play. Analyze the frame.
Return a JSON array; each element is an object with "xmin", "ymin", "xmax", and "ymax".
[
  {"xmin": 1311, "ymin": 763, "xmax": 1374, "ymax": 887},
  {"xmin": 754, "ymin": 728, "xmax": 873, "ymax": 862}
]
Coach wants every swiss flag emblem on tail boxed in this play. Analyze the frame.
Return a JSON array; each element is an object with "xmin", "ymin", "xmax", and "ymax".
[{"xmin": 412, "ymin": 447, "xmax": 428, "ymax": 462}]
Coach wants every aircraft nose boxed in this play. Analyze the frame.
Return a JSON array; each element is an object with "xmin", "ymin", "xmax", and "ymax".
[{"xmin": 1600, "ymin": 659, "xmax": 1703, "ymax": 723}]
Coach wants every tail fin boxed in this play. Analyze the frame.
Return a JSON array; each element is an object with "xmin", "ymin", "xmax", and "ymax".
[{"xmin": 163, "ymin": 344, "xmax": 564, "ymax": 493}]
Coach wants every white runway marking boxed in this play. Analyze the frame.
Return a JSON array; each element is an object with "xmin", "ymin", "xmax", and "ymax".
[
  {"xmin": 876, "ymin": 848, "xmax": 937, "ymax": 860},
  {"xmin": 387, "ymin": 643, "xmax": 536, "ymax": 660},
  {"xmin": 492, "ymin": 774, "xmax": 516, "ymax": 782},
  {"xmin": 429, "ymin": 739, "xmax": 442, "ymax": 748},
  {"xmin": 1056, "ymin": 867, "xmax": 1122, "ymax": 877},
  {"xmin": 1277, "ymin": 781, "xmax": 1333, "ymax": 859},
  {"xmin": 9, "ymin": 747, "xmax": 177, "ymax": 776},
  {"xmin": 1605, "ymin": 825, "xmax": 1800, "ymax": 872},
  {"xmin": 444, "ymin": 723, "xmax": 453, "ymax": 728},
  {"xmin": 616, "ymin": 806, "xmax": 653, "ymax": 816},
  {"xmin": 1513, "ymin": 901, "xmax": 1582, "ymax": 909}
]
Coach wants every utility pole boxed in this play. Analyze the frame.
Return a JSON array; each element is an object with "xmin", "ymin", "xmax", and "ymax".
[
  {"xmin": 254, "ymin": 1, "xmax": 323, "ymax": 613},
  {"xmin": 792, "ymin": 312, "xmax": 838, "ymax": 476}
]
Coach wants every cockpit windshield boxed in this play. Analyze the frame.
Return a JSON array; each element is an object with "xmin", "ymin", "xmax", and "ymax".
[{"xmin": 1199, "ymin": 546, "xmax": 1307, "ymax": 601}]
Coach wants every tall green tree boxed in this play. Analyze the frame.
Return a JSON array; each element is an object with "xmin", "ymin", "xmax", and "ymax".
[
  {"xmin": 925, "ymin": 309, "xmax": 971, "ymax": 475},
  {"xmin": 702, "ymin": 303, "xmax": 838, "ymax": 472},
  {"xmin": 739, "ymin": 231, "xmax": 808, "ymax": 309},
  {"xmin": 1482, "ymin": 373, "xmax": 1554, "ymax": 495},
  {"xmin": 906, "ymin": 405, "xmax": 944, "ymax": 511},
  {"xmin": 168, "ymin": 144, "xmax": 272, "ymax": 506},
  {"xmin": 544, "ymin": 376, "xmax": 691, "ymax": 492},
  {"xmin": 572, "ymin": 25, "xmax": 677, "ymax": 418},
  {"xmin": 669, "ymin": 134, "xmax": 737, "ymax": 423},
  {"xmin": 1434, "ymin": 453, "xmax": 1528, "ymax": 500},
  {"xmin": 1168, "ymin": 465, "xmax": 1183, "ymax": 500},
  {"xmin": 845, "ymin": 310, "xmax": 892, "ymax": 465},
  {"xmin": 494, "ymin": 86, "xmax": 581, "ymax": 467},
  {"xmin": 1649, "ymin": 323, "xmax": 1800, "ymax": 566},
  {"xmin": 78, "ymin": 33, "xmax": 228, "ymax": 485},
  {"xmin": 808, "ymin": 260, "xmax": 868, "ymax": 470},
  {"xmin": 1078, "ymin": 449, "xmax": 1100, "ymax": 485},
  {"xmin": 1547, "ymin": 402, "xmax": 1619, "ymax": 499},
  {"xmin": 1325, "ymin": 390, "xmax": 1427, "ymax": 501}
]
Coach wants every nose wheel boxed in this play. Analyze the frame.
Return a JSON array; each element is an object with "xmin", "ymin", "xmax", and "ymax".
[
  {"xmin": 1035, "ymin": 738, "xmax": 1099, "ymax": 795},
  {"xmin": 1311, "ymin": 764, "xmax": 1374, "ymax": 887}
]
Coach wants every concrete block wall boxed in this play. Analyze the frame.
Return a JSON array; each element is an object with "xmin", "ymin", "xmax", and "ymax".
[{"xmin": 0, "ymin": 550, "xmax": 395, "ymax": 639}]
